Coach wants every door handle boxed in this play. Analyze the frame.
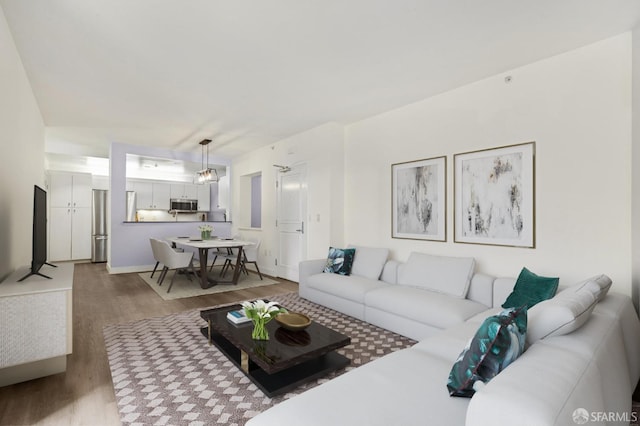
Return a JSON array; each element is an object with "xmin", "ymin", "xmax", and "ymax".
[{"xmin": 296, "ymin": 222, "xmax": 304, "ymax": 234}]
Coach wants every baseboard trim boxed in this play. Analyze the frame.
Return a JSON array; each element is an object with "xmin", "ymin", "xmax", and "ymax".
[{"xmin": 107, "ymin": 264, "xmax": 156, "ymax": 274}]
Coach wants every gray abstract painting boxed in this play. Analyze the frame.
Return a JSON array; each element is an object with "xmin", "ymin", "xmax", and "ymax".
[
  {"xmin": 396, "ymin": 164, "xmax": 439, "ymax": 235},
  {"xmin": 461, "ymin": 153, "xmax": 523, "ymax": 239}
]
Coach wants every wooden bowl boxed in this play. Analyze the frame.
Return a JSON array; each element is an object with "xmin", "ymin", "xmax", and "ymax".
[{"xmin": 275, "ymin": 312, "xmax": 311, "ymax": 331}]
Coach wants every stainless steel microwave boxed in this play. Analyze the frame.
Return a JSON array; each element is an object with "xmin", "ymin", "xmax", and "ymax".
[{"xmin": 170, "ymin": 199, "xmax": 198, "ymax": 212}]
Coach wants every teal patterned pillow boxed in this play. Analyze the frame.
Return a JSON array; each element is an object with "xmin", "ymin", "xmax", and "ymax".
[
  {"xmin": 323, "ymin": 247, "xmax": 355, "ymax": 275},
  {"xmin": 502, "ymin": 267, "xmax": 559, "ymax": 309},
  {"xmin": 447, "ymin": 306, "xmax": 527, "ymax": 397}
]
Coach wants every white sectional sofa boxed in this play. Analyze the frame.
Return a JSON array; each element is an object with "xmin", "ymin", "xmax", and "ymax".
[
  {"xmin": 299, "ymin": 248, "xmax": 496, "ymax": 341},
  {"xmin": 248, "ymin": 248, "xmax": 640, "ymax": 426}
]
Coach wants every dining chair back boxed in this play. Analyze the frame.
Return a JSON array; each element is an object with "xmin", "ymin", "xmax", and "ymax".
[
  {"xmin": 241, "ymin": 238, "xmax": 263, "ymax": 279},
  {"xmin": 155, "ymin": 240, "xmax": 195, "ymax": 293},
  {"xmin": 149, "ymin": 238, "xmax": 161, "ymax": 278}
]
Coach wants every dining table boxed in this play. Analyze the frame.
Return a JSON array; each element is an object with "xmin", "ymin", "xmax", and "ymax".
[{"xmin": 166, "ymin": 237, "xmax": 254, "ymax": 289}]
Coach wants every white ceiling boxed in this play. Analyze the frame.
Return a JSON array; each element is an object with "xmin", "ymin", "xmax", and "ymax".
[
  {"xmin": 2, "ymin": 0, "xmax": 640, "ymax": 157},
  {"xmin": 44, "ymin": 152, "xmax": 227, "ymax": 182}
]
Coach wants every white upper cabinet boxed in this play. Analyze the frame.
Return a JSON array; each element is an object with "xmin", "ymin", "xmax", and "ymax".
[
  {"xmin": 197, "ymin": 185, "xmax": 211, "ymax": 211},
  {"xmin": 184, "ymin": 184, "xmax": 198, "ymax": 200},
  {"xmin": 133, "ymin": 181, "xmax": 153, "ymax": 209},
  {"xmin": 170, "ymin": 184, "xmax": 183, "ymax": 199},
  {"xmin": 133, "ymin": 181, "xmax": 170, "ymax": 210},
  {"xmin": 71, "ymin": 174, "xmax": 92, "ymax": 207},
  {"xmin": 170, "ymin": 183, "xmax": 198, "ymax": 199},
  {"xmin": 152, "ymin": 183, "xmax": 171, "ymax": 210},
  {"xmin": 49, "ymin": 172, "xmax": 92, "ymax": 208},
  {"xmin": 218, "ymin": 175, "xmax": 229, "ymax": 210},
  {"xmin": 50, "ymin": 173, "xmax": 73, "ymax": 207}
]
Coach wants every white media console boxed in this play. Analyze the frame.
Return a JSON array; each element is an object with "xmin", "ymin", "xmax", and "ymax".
[{"xmin": 0, "ymin": 263, "xmax": 73, "ymax": 387}]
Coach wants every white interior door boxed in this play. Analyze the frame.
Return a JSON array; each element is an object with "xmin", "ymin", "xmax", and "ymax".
[{"xmin": 277, "ymin": 164, "xmax": 307, "ymax": 282}]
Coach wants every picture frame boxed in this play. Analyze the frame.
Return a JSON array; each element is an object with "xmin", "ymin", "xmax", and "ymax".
[
  {"xmin": 392, "ymin": 156, "xmax": 446, "ymax": 241},
  {"xmin": 454, "ymin": 142, "xmax": 535, "ymax": 248}
]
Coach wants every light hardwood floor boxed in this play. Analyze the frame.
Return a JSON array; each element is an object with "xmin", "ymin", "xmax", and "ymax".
[{"xmin": 0, "ymin": 262, "xmax": 298, "ymax": 425}]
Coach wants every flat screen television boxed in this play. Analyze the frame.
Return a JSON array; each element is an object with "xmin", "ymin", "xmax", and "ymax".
[{"xmin": 18, "ymin": 185, "xmax": 56, "ymax": 281}]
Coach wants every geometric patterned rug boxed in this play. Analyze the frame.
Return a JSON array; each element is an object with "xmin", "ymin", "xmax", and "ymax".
[{"xmin": 104, "ymin": 292, "xmax": 416, "ymax": 425}]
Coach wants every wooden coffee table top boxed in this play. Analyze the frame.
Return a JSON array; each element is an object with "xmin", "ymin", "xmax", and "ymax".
[{"xmin": 200, "ymin": 304, "xmax": 351, "ymax": 374}]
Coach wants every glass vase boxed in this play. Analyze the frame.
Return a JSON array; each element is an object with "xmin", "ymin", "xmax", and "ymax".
[
  {"xmin": 251, "ymin": 318, "xmax": 269, "ymax": 340},
  {"xmin": 201, "ymin": 230, "xmax": 211, "ymax": 240}
]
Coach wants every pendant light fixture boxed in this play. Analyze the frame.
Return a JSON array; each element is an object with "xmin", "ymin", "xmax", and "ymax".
[{"xmin": 195, "ymin": 138, "xmax": 218, "ymax": 184}]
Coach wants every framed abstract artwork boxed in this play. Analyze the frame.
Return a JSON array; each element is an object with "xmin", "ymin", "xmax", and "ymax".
[
  {"xmin": 454, "ymin": 142, "xmax": 535, "ymax": 248},
  {"xmin": 392, "ymin": 156, "xmax": 446, "ymax": 241}
]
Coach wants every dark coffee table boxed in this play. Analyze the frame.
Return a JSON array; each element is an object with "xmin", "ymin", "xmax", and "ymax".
[{"xmin": 200, "ymin": 304, "xmax": 351, "ymax": 397}]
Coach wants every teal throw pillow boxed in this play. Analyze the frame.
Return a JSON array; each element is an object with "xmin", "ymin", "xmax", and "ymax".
[
  {"xmin": 447, "ymin": 306, "xmax": 527, "ymax": 397},
  {"xmin": 502, "ymin": 267, "xmax": 559, "ymax": 309},
  {"xmin": 323, "ymin": 247, "xmax": 355, "ymax": 275}
]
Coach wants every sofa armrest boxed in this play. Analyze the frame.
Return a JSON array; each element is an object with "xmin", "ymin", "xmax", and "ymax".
[{"xmin": 299, "ymin": 259, "xmax": 326, "ymax": 286}]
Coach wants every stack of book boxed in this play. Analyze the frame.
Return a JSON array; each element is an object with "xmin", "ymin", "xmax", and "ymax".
[{"xmin": 227, "ymin": 309, "xmax": 252, "ymax": 325}]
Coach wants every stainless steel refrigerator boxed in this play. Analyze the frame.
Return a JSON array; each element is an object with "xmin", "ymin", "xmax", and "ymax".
[{"xmin": 92, "ymin": 189, "xmax": 108, "ymax": 262}]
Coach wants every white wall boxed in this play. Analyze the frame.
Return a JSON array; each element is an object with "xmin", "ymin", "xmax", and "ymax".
[
  {"xmin": 632, "ymin": 27, "xmax": 640, "ymax": 309},
  {"xmin": 346, "ymin": 34, "xmax": 632, "ymax": 294},
  {"xmin": 232, "ymin": 123, "xmax": 345, "ymax": 276},
  {"xmin": 0, "ymin": 7, "xmax": 45, "ymax": 280}
]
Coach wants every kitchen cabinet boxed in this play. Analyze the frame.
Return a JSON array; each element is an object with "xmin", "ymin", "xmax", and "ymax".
[
  {"xmin": 49, "ymin": 207, "xmax": 91, "ymax": 261},
  {"xmin": 48, "ymin": 172, "xmax": 92, "ymax": 261},
  {"xmin": 153, "ymin": 184, "xmax": 171, "ymax": 210},
  {"xmin": 218, "ymin": 175, "xmax": 229, "ymax": 210},
  {"xmin": 50, "ymin": 172, "xmax": 91, "ymax": 208},
  {"xmin": 134, "ymin": 181, "xmax": 170, "ymax": 210},
  {"xmin": 197, "ymin": 185, "xmax": 211, "ymax": 211},
  {"xmin": 184, "ymin": 184, "xmax": 198, "ymax": 199},
  {"xmin": 170, "ymin": 183, "xmax": 197, "ymax": 200},
  {"xmin": 134, "ymin": 182, "xmax": 152, "ymax": 208}
]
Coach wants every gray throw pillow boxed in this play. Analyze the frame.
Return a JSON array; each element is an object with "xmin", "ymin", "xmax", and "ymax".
[{"xmin": 347, "ymin": 245, "xmax": 389, "ymax": 280}]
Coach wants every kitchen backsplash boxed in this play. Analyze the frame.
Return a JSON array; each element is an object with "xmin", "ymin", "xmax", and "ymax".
[{"xmin": 136, "ymin": 210, "xmax": 206, "ymax": 222}]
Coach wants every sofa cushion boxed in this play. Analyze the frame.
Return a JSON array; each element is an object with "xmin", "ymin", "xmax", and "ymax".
[
  {"xmin": 526, "ymin": 278, "xmax": 599, "ymax": 345},
  {"xmin": 447, "ymin": 307, "xmax": 527, "ymax": 397},
  {"xmin": 307, "ymin": 273, "xmax": 391, "ymax": 304},
  {"xmin": 502, "ymin": 267, "xmax": 558, "ymax": 309},
  {"xmin": 347, "ymin": 245, "xmax": 389, "ymax": 280},
  {"xmin": 413, "ymin": 321, "xmax": 484, "ymax": 362},
  {"xmin": 581, "ymin": 274, "xmax": 612, "ymax": 302},
  {"xmin": 365, "ymin": 286, "xmax": 487, "ymax": 330},
  {"xmin": 247, "ymin": 348, "xmax": 471, "ymax": 426},
  {"xmin": 492, "ymin": 278, "xmax": 516, "ymax": 308},
  {"xmin": 465, "ymin": 308, "xmax": 503, "ymax": 324},
  {"xmin": 323, "ymin": 247, "xmax": 355, "ymax": 275},
  {"xmin": 397, "ymin": 252, "xmax": 475, "ymax": 298},
  {"xmin": 466, "ymin": 273, "xmax": 495, "ymax": 308}
]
